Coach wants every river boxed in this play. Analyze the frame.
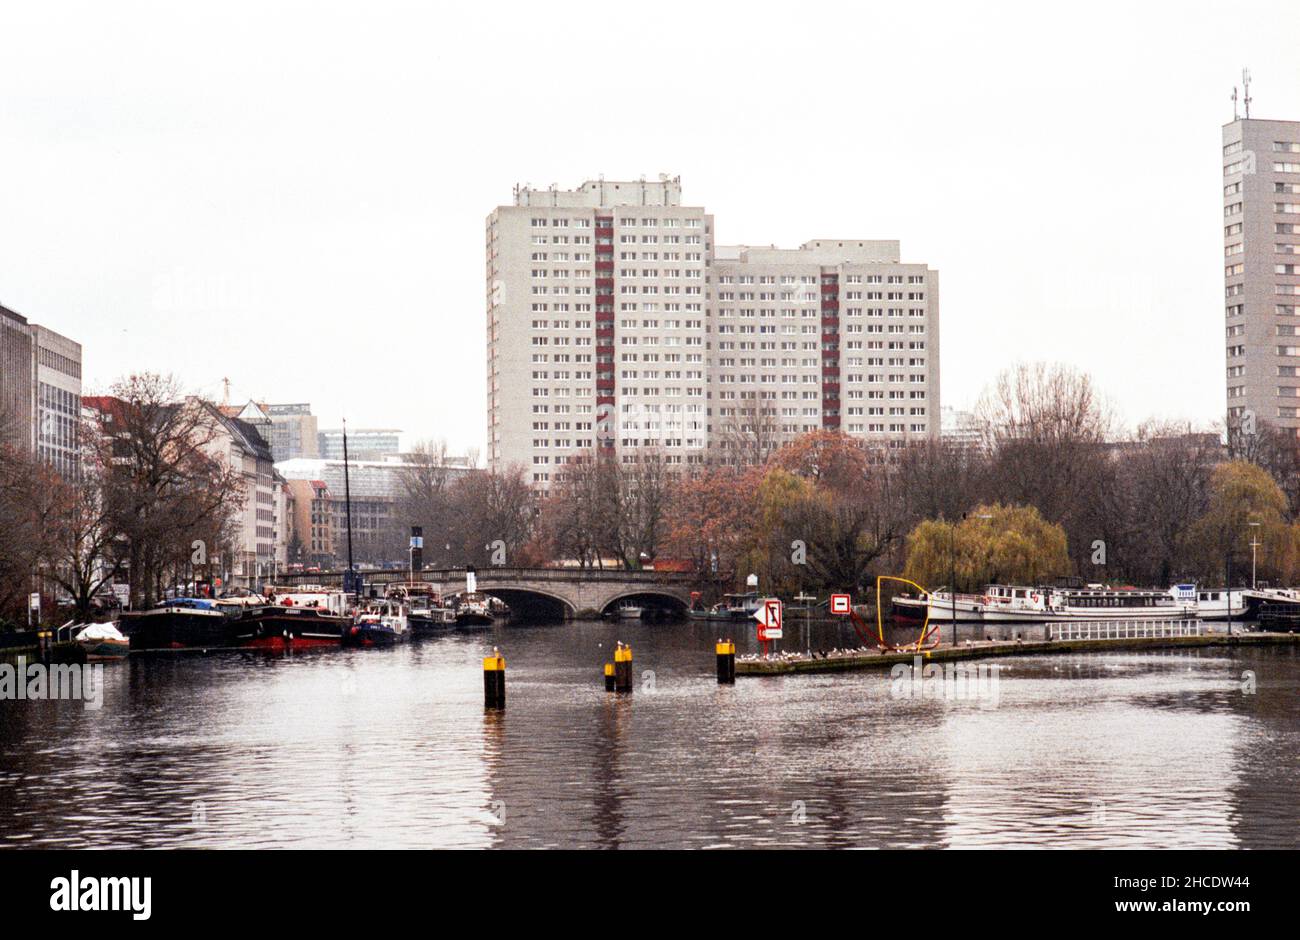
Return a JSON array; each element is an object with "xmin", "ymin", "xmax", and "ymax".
[{"xmin": 1, "ymin": 619, "xmax": 1296, "ymax": 848}]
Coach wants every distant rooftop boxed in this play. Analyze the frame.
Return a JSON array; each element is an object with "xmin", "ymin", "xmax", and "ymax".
[
  {"xmin": 717, "ymin": 240, "xmax": 903, "ymax": 265},
  {"xmin": 513, "ymin": 176, "xmax": 684, "ymax": 208}
]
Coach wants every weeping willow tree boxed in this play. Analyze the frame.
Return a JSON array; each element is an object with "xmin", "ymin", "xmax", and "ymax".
[{"xmin": 903, "ymin": 503, "xmax": 1070, "ymax": 592}]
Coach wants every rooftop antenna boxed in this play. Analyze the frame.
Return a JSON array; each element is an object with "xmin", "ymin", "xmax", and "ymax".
[
  {"xmin": 221, "ymin": 377, "xmax": 231, "ymax": 406},
  {"xmin": 1242, "ymin": 68, "xmax": 1252, "ymax": 119},
  {"xmin": 1231, "ymin": 85, "xmax": 1239, "ymax": 121}
]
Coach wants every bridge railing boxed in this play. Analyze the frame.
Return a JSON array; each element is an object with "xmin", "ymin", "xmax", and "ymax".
[{"xmin": 277, "ymin": 566, "xmax": 697, "ymax": 587}]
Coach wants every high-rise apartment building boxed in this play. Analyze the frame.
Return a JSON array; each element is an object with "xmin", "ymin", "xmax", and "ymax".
[
  {"xmin": 487, "ymin": 177, "xmax": 713, "ymax": 484},
  {"xmin": 1223, "ymin": 116, "xmax": 1300, "ymax": 433},
  {"xmin": 710, "ymin": 241, "xmax": 938, "ymax": 463},
  {"xmin": 486, "ymin": 178, "xmax": 940, "ymax": 484}
]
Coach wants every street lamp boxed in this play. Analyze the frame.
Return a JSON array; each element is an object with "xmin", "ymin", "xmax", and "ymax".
[
  {"xmin": 1248, "ymin": 521, "xmax": 1262, "ymax": 591},
  {"xmin": 949, "ymin": 513, "xmax": 969, "ymax": 646},
  {"xmin": 975, "ymin": 513, "xmax": 993, "ymax": 641}
]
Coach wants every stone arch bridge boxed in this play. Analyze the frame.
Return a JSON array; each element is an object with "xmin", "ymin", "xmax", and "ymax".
[{"xmin": 277, "ymin": 567, "xmax": 698, "ymax": 619}]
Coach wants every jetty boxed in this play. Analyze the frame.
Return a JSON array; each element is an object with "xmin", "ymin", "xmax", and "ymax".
[{"xmin": 735, "ymin": 628, "xmax": 1300, "ymax": 676}]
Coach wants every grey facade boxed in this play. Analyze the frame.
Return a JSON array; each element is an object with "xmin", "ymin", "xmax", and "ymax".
[
  {"xmin": 1223, "ymin": 117, "xmax": 1300, "ymax": 433},
  {"xmin": 30, "ymin": 323, "xmax": 83, "ymax": 479},
  {"xmin": 0, "ymin": 304, "xmax": 81, "ymax": 477},
  {"xmin": 265, "ymin": 403, "xmax": 319, "ymax": 461},
  {"xmin": 0, "ymin": 305, "xmax": 32, "ymax": 450}
]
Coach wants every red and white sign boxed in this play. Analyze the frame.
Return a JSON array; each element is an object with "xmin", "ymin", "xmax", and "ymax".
[
  {"xmin": 753, "ymin": 598, "xmax": 783, "ymax": 640},
  {"xmin": 830, "ymin": 593, "xmax": 851, "ymax": 616}
]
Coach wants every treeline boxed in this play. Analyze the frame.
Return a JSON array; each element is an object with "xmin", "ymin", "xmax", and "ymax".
[
  {"xmin": 412, "ymin": 362, "xmax": 1300, "ymax": 596},
  {"xmin": 0, "ymin": 373, "xmax": 242, "ymax": 626}
]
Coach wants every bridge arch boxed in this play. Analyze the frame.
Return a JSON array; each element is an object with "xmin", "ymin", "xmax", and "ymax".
[
  {"xmin": 480, "ymin": 586, "xmax": 576, "ymax": 622},
  {"xmin": 599, "ymin": 589, "xmax": 690, "ymax": 618}
]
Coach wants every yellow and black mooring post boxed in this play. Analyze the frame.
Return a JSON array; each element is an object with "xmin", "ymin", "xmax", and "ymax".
[
  {"xmin": 603, "ymin": 661, "xmax": 615, "ymax": 692},
  {"xmin": 716, "ymin": 638, "xmax": 736, "ymax": 684},
  {"xmin": 483, "ymin": 647, "xmax": 505, "ymax": 709},
  {"xmin": 613, "ymin": 641, "xmax": 633, "ymax": 693}
]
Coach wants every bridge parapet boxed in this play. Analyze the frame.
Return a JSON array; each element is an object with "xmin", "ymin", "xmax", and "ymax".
[{"xmin": 276, "ymin": 566, "xmax": 698, "ymax": 618}]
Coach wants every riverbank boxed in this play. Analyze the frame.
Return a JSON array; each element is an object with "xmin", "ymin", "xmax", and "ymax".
[{"xmin": 735, "ymin": 630, "xmax": 1300, "ymax": 675}]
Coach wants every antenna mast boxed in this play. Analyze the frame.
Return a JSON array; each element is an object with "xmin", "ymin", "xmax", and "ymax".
[{"xmin": 1242, "ymin": 68, "xmax": 1252, "ymax": 119}]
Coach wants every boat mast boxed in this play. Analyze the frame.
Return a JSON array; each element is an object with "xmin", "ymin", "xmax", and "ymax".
[{"xmin": 343, "ymin": 418, "xmax": 356, "ymax": 602}]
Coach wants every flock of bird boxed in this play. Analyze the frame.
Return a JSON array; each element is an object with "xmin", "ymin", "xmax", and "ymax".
[{"xmin": 737, "ymin": 646, "xmax": 880, "ymax": 663}]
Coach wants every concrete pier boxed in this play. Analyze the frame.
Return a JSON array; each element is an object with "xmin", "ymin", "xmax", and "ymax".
[{"xmin": 735, "ymin": 631, "xmax": 1300, "ymax": 676}]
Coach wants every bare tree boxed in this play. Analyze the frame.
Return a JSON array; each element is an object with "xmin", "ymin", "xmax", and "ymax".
[
  {"xmin": 0, "ymin": 445, "xmax": 62, "ymax": 624},
  {"xmin": 976, "ymin": 362, "xmax": 1115, "ymax": 559},
  {"xmin": 714, "ymin": 394, "xmax": 783, "ymax": 467},
  {"xmin": 446, "ymin": 464, "xmax": 540, "ymax": 567},
  {"xmin": 95, "ymin": 374, "xmax": 243, "ymax": 607}
]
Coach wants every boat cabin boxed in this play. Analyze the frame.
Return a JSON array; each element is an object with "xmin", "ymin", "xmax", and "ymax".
[{"xmin": 1055, "ymin": 588, "xmax": 1176, "ymax": 609}]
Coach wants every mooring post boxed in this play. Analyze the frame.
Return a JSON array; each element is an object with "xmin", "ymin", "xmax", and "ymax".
[
  {"xmin": 483, "ymin": 647, "xmax": 505, "ymax": 709},
  {"xmin": 614, "ymin": 641, "xmax": 633, "ymax": 693},
  {"xmin": 603, "ymin": 661, "xmax": 615, "ymax": 692},
  {"xmin": 716, "ymin": 638, "xmax": 735, "ymax": 684}
]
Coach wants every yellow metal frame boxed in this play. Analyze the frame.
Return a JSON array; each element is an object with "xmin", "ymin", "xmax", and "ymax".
[{"xmin": 875, "ymin": 575, "xmax": 938, "ymax": 652}]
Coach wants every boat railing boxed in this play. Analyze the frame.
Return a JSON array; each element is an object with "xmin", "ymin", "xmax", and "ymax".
[{"xmin": 1047, "ymin": 619, "xmax": 1204, "ymax": 641}]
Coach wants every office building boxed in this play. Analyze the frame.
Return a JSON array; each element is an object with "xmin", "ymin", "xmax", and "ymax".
[
  {"xmin": 317, "ymin": 428, "xmax": 401, "ymax": 461},
  {"xmin": 0, "ymin": 303, "xmax": 82, "ymax": 476}
]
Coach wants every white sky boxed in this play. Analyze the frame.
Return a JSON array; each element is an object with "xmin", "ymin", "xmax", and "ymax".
[{"xmin": 1, "ymin": 0, "xmax": 1297, "ymax": 456}]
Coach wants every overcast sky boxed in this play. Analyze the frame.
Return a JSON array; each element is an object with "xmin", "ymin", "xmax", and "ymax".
[{"xmin": 1, "ymin": 1, "xmax": 1297, "ymax": 457}]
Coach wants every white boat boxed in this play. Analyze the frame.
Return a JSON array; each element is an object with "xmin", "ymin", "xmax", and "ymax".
[
  {"xmin": 1184, "ymin": 587, "xmax": 1249, "ymax": 621},
  {"xmin": 73, "ymin": 622, "xmax": 130, "ymax": 661},
  {"xmin": 617, "ymin": 603, "xmax": 643, "ymax": 620},
  {"xmin": 894, "ymin": 583, "xmax": 1195, "ymax": 623}
]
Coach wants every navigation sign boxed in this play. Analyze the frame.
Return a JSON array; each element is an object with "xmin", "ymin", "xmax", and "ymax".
[
  {"xmin": 753, "ymin": 598, "xmax": 783, "ymax": 640},
  {"xmin": 830, "ymin": 593, "xmax": 851, "ymax": 615},
  {"xmin": 28, "ymin": 593, "xmax": 40, "ymax": 611}
]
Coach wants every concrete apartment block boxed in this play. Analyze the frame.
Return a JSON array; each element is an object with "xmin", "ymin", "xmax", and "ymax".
[{"xmin": 1223, "ymin": 117, "xmax": 1300, "ymax": 433}]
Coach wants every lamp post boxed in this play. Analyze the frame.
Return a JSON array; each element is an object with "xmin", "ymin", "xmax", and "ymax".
[
  {"xmin": 1248, "ymin": 521, "xmax": 1261, "ymax": 590},
  {"xmin": 950, "ymin": 518, "xmax": 958, "ymax": 647},
  {"xmin": 975, "ymin": 513, "xmax": 993, "ymax": 641},
  {"xmin": 949, "ymin": 513, "xmax": 969, "ymax": 646},
  {"xmin": 1226, "ymin": 549, "xmax": 1234, "ymax": 636}
]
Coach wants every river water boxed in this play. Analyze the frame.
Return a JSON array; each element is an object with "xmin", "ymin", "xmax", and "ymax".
[{"xmin": 1, "ymin": 619, "xmax": 1296, "ymax": 848}]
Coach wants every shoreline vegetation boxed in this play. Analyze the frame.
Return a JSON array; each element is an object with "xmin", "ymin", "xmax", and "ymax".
[{"xmin": 6, "ymin": 363, "xmax": 1300, "ymax": 629}]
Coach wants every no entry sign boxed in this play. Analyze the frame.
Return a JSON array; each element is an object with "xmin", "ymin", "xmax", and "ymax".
[{"xmin": 830, "ymin": 593, "xmax": 851, "ymax": 615}]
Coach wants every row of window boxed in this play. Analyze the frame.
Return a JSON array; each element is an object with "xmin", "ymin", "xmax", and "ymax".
[{"xmin": 529, "ymin": 217, "xmax": 703, "ymax": 228}]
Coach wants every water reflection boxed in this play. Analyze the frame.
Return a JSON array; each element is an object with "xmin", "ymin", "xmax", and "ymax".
[{"xmin": 0, "ymin": 624, "xmax": 1295, "ymax": 848}]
